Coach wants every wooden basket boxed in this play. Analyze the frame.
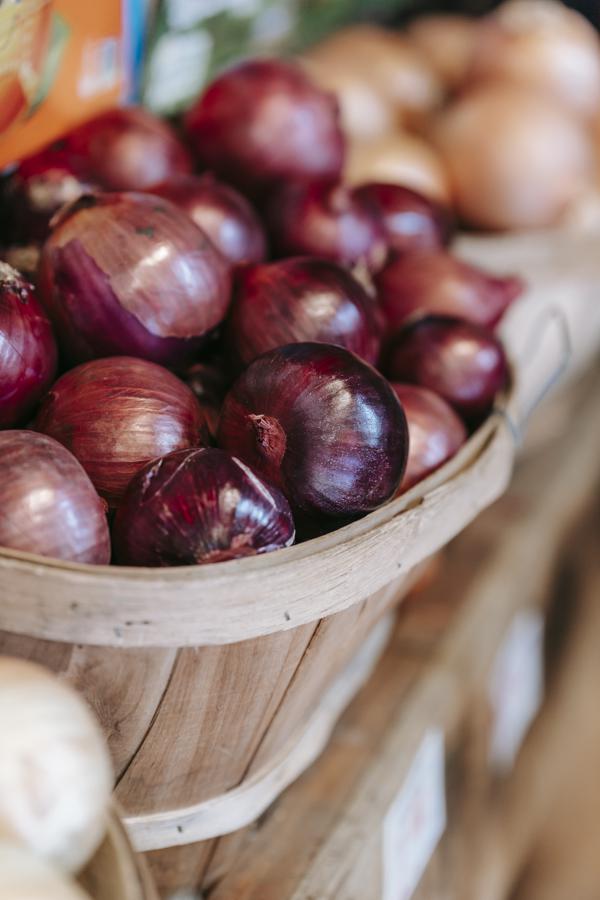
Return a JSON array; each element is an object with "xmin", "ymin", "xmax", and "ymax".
[
  {"xmin": 79, "ymin": 807, "xmax": 157, "ymax": 900},
  {"xmin": 0, "ymin": 217, "xmax": 594, "ymax": 894}
]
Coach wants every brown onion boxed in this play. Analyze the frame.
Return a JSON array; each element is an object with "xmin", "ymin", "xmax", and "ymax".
[
  {"xmin": 184, "ymin": 59, "xmax": 344, "ymax": 197},
  {"xmin": 150, "ymin": 173, "xmax": 267, "ymax": 266},
  {"xmin": 375, "ymin": 250, "xmax": 523, "ymax": 333},
  {"xmin": 432, "ymin": 83, "xmax": 592, "ymax": 230},
  {"xmin": 469, "ymin": 0, "xmax": 600, "ymax": 120},
  {"xmin": 407, "ymin": 15, "xmax": 478, "ymax": 90},
  {"xmin": 38, "ymin": 192, "xmax": 231, "ymax": 367},
  {"xmin": 0, "ymin": 431, "xmax": 110, "ymax": 563},
  {"xmin": 113, "ymin": 447, "xmax": 295, "ymax": 567},
  {"xmin": 391, "ymin": 383, "xmax": 467, "ymax": 492},
  {"xmin": 34, "ymin": 356, "xmax": 209, "ymax": 507},
  {"xmin": 63, "ymin": 106, "xmax": 192, "ymax": 191}
]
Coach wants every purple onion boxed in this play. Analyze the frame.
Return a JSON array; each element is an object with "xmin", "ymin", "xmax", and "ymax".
[{"xmin": 353, "ymin": 182, "xmax": 453, "ymax": 256}]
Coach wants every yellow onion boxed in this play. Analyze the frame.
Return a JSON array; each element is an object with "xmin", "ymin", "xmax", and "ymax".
[
  {"xmin": 345, "ymin": 132, "xmax": 451, "ymax": 204},
  {"xmin": 407, "ymin": 15, "xmax": 478, "ymax": 90},
  {"xmin": 469, "ymin": 0, "xmax": 600, "ymax": 119},
  {"xmin": 432, "ymin": 83, "xmax": 592, "ymax": 230},
  {"xmin": 304, "ymin": 25, "xmax": 443, "ymax": 126},
  {"xmin": 0, "ymin": 845, "xmax": 91, "ymax": 900},
  {"xmin": 0, "ymin": 658, "xmax": 113, "ymax": 873}
]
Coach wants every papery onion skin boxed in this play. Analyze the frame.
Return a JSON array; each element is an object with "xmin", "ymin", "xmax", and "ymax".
[
  {"xmin": 2, "ymin": 146, "xmax": 98, "ymax": 243},
  {"xmin": 385, "ymin": 316, "xmax": 508, "ymax": 421},
  {"xmin": 63, "ymin": 106, "xmax": 192, "ymax": 191},
  {"xmin": 38, "ymin": 192, "xmax": 232, "ymax": 367},
  {"xmin": 267, "ymin": 181, "xmax": 387, "ymax": 273},
  {"xmin": 218, "ymin": 342, "xmax": 408, "ymax": 520},
  {"xmin": 0, "ymin": 431, "xmax": 110, "ymax": 563},
  {"xmin": 184, "ymin": 59, "xmax": 345, "ymax": 196},
  {"xmin": 113, "ymin": 447, "xmax": 295, "ymax": 567},
  {"xmin": 407, "ymin": 15, "xmax": 478, "ymax": 90},
  {"xmin": 0, "ymin": 263, "xmax": 57, "ymax": 428},
  {"xmin": 375, "ymin": 249, "xmax": 523, "ymax": 334},
  {"xmin": 34, "ymin": 356, "xmax": 209, "ymax": 507},
  {"xmin": 226, "ymin": 258, "xmax": 382, "ymax": 369},
  {"xmin": 391, "ymin": 383, "xmax": 467, "ymax": 492},
  {"xmin": 150, "ymin": 173, "xmax": 267, "ymax": 266},
  {"xmin": 353, "ymin": 183, "xmax": 453, "ymax": 256},
  {"xmin": 0, "ymin": 245, "xmax": 41, "ymax": 284}
]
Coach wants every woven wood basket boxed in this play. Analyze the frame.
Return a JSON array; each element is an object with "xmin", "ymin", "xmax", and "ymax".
[
  {"xmin": 0, "ymin": 214, "xmax": 596, "ymax": 894},
  {"xmin": 79, "ymin": 807, "xmax": 157, "ymax": 900}
]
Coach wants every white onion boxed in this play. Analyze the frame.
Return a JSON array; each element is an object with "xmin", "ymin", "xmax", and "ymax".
[
  {"xmin": 407, "ymin": 14, "xmax": 478, "ymax": 90},
  {"xmin": 345, "ymin": 131, "xmax": 451, "ymax": 204},
  {"xmin": 0, "ymin": 659, "xmax": 113, "ymax": 873},
  {"xmin": 469, "ymin": 0, "xmax": 600, "ymax": 119},
  {"xmin": 433, "ymin": 83, "xmax": 592, "ymax": 230},
  {"xmin": 0, "ymin": 844, "xmax": 91, "ymax": 899}
]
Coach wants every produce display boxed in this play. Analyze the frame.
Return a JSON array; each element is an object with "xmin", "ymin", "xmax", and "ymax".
[{"xmin": 3, "ymin": 0, "xmax": 597, "ymax": 571}]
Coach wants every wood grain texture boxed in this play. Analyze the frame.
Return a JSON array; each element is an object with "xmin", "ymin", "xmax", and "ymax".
[{"xmin": 79, "ymin": 807, "xmax": 157, "ymax": 900}]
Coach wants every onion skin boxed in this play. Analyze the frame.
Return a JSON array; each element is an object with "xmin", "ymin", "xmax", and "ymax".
[
  {"xmin": 0, "ymin": 263, "xmax": 57, "ymax": 428},
  {"xmin": 391, "ymin": 383, "xmax": 467, "ymax": 492},
  {"xmin": 0, "ymin": 244, "xmax": 41, "ymax": 284},
  {"xmin": 218, "ymin": 342, "xmax": 408, "ymax": 520},
  {"xmin": 432, "ymin": 84, "xmax": 592, "ymax": 230},
  {"xmin": 0, "ymin": 431, "xmax": 110, "ymax": 563},
  {"xmin": 267, "ymin": 181, "xmax": 387, "ymax": 273},
  {"xmin": 113, "ymin": 447, "xmax": 295, "ymax": 567},
  {"xmin": 375, "ymin": 250, "xmax": 523, "ymax": 334},
  {"xmin": 407, "ymin": 15, "xmax": 478, "ymax": 90},
  {"xmin": 184, "ymin": 59, "xmax": 345, "ymax": 196},
  {"xmin": 38, "ymin": 192, "xmax": 232, "ymax": 367},
  {"xmin": 353, "ymin": 183, "xmax": 453, "ymax": 256},
  {"xmin": 34, "ymin": 356, "xmax": 209, "ymax": 507},
  {"xmin": 385, "ymin": 316, "xmax": 508, "ymax": 421},
  {"xmin": 150, "ymin": 173, "xmax": 267, "ymax": 266},
  {"xmin": 63, "ymin": 106, "xmax": 192, "ymax": 191},
  {"xmin": 226, "ymin": 258, "xmax": 382, "ymax": 369}
]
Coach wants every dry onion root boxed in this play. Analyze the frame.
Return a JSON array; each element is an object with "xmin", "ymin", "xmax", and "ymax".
[
  {"xmin": 0, "ymin": 658, "xmax": 113, "ymax": 873},
  {"xmin": 432, "ymin": 83, "xmax": 593, "ymax": 230},
  {"xmin": 469, "ymin": 0, "xmax": 600, "ymax": 120},
  {"xmin": 406, "ymin": 14, "xmax": 479, "ymax": 91},
  {"xmin": 0, "ymin": 844, "xmax": 92, "ymax": 900}
]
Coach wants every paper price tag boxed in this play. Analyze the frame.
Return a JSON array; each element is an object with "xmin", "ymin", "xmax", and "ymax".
[
  {"xmin": 489, "ymin": 609, "xmax": 544, "ymax": 773},
  {"xmin": 382, "ymin": 729, "xmax": 446, "ymax": 900}
]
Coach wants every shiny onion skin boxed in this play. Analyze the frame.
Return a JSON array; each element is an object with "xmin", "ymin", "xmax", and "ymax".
[
  {"xmin": 184, "ymin": 59, "xmax": 345, "ymax": 196},
  {"xmin": 218, "ymin": 342, "xmax": 408, "ymax": 520},
  {"xmin": 34, "ymin": 356, "xmax": 209, "ymax": 507},
  {"xmin": 2, "ymin": 146, "xmax": 98, "ymax": 243},
  {"xmin": 63, "ymin": 106, "xmax": 192, "ymax": 191},
  {"xmin": 38, "ymin": 192, "xmax": 232, "ymax": 368},
  {"xmin": 226, "ymin": 258, "xmax": 382, "ymax": 369},
  {"xmin": 150, "ymin": 173, "xmax": 267, "ymax": 266},
  {"xmin": 113, "ymin": 447, "xmax": 295, "ymax": 567},
  {"xmin": 0, "ymin": 431, "xmax": 110, "ymax": 564},
  {"xmin": 353, "ymin": 183, "xmax": 453, "ymax": 257},
  {"xmin": 0, "ymin": 263, "xmax": 57, "ymax": 428},
  {"xmin": 391, "ymin": 384, "xmax": 467, "ymax": 492},
  {"xmin": 267, "ymin": 181, "xmax": 387, "ymax": 273},
  {"xmin": 375, "ymin": 250, "xmax": 523, "ymax": 334},
  {"xmin": 385, "ymin": 316, "xmax": 508, "ymax": 421}
]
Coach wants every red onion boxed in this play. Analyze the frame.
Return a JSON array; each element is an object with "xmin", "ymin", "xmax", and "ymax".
[
  {"xmin": 38, "ymin": 192, "xmax": 232, "ymax": 367},
  {"xmin": 267, "ymin": 180, "xmax": 387, "ymax": 273},
  {"xmin": 2, "ymin": 145, "xmax": 98, "ymax": 243},
  {"xmin": 0, "ymin": 263, "xmax": 57, "ymax": 428},
  {"xmin": 113, "ymin": 447, "xmax": 295, "ymax": 567},
  {"xmin": 218, "ymin": 342, "xmax": 408, "ymax": 520},
  {"xmin": 34, "ymin": 356, "xmax": 209, "ymax": 507},
  {"xmin": 376, "ymin": 250, "xmax": 524, "ymax": 334},
  {"xmin": 352, "ymin": 183, "xmax": 453, "ymax": 256},
  {"xmin": 150, "ymin": 173, "xmax": 267, "ymax": 266},
  {"xmin": 184, "ymin": 359, "xmax": 230, "ymax": 438},
  {"xmin": 391, "ymin": 384, "xmax": 467, "ymax": 492},
  {"xmin": 385, "ymin": 316, "xmax": 508, "ymax": 421},
  {"xmin": 184, "ymin": 59, "xmax": 345, "ymax": 196},
  {"xmin": 0, "ymin": 431, "xmax": 110, "ymax": 563},
  {"xmin": 226, "ymin": 258, "xmax": 382, "ymax": 369},
  {"xmin": 63, "ymin": 106, "xmax": 192, "ymax": 191}
]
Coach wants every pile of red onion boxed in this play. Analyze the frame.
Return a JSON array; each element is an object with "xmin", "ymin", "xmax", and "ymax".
[{"xmin": 0, "ymin": 56, "xmax": 519, "ymax": 569}]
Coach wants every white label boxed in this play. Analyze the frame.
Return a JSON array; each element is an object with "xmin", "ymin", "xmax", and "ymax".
[
  {"xmin": 382, "ymin": 729, "xmax": 446, "ymax": 900},
  {"xmin": 145, "ymin": 31, "xmax": 213, "ymax": 112},
  {"xmin": 489, "ymin": 610, "xmax": 544, "ymax": 773},
  {"xmin": 78, "ymin": 38, "xmax": 121, "ymax": 98}
]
